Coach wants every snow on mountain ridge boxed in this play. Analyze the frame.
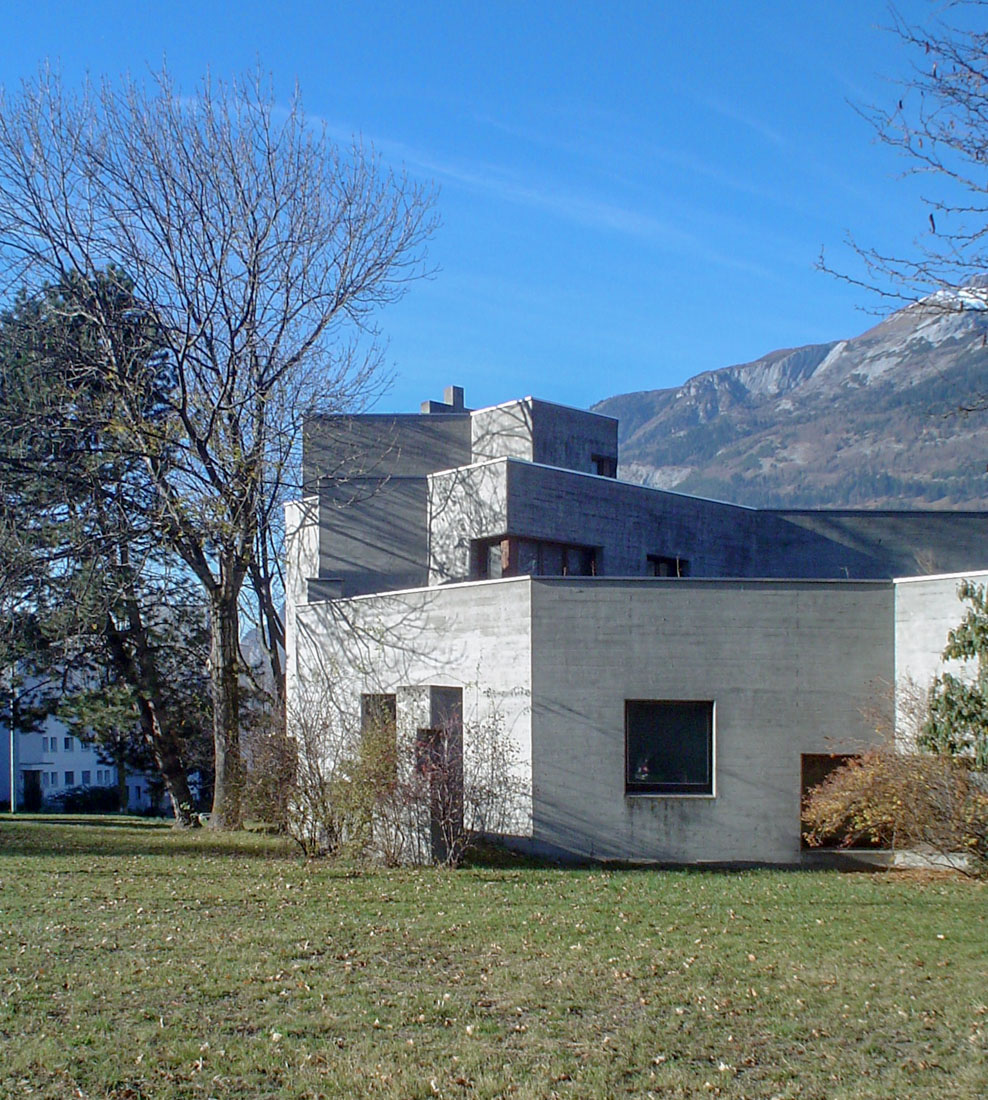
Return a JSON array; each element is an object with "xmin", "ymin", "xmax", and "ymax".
[
  {"xmin": 593, "ymin": 290, "xmax": 988, "ymax": 510},
  {"xmin": 691, "ymin": 299, "xmax": 985, "ymax": 403}
]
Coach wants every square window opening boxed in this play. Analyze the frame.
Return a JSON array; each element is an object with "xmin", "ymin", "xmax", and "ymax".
[{"xmin": 625, "ymin": 700, "xmax": 713, "ymax": 795}]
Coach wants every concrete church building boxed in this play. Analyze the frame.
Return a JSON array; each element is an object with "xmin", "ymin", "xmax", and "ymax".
[{"xmin": 285, "ymin": 386, "xmax": 988, "ymax": 864}]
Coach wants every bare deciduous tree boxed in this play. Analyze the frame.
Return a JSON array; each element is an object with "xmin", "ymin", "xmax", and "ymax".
[
  {"xmin": 819, "ymin": 5, "xmax": 987, "ymax": 404},
  {"xmin": 0, "ymin": 65, "xmax": 437, "ymax": 826}
]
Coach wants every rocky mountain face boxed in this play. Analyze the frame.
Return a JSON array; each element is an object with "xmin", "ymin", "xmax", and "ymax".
[{"xmin": 594, "ymin": 290, "xmax": 988, "ymax": 509}]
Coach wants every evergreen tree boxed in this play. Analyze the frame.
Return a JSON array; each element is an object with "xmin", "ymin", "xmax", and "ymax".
[
  {"xmin": 0, "ymin": 271, "xmax": 206, "ymax": 822},
  {"xmin": 922, "ymin": 580, "xmax": 988, "ymax": 771}
]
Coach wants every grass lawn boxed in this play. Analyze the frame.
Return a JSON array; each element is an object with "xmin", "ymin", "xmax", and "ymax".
[{"xmin": 0, "ymin": 817, "xmax": 985, "ymax": 1099}]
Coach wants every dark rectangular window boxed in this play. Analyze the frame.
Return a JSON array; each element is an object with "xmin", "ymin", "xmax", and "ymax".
[
  {"xmin": 64, "ymin": 736, "xmax": 74, "ymax": 751},
  {"xmin": 360, "ymin": 694, "xmax": 398, "ymax": 781},
  {"xmin": 471, "ymin": 538, "xmax": 506, "ymax": 580},
  {"xmin": 625, "ymin": 700, "xmax": 713, "ymax": 795},
  {"xmin": 64, "ymin": 771, "xmax": 74, "ymax": 787},
  {"xmin": 472, "ymin": 536, "xmax": 598, "ymax": 579},
  {"xmin": 360, "ymin": 694, "xmax": 397, "ymax": 737},
  {"xmin": 647, "ymin": 554, "xmax": 689, "ymax": 578},
  {"xmin": 591, "ymin": 454, "xmax": 617, "ymax": 478}
]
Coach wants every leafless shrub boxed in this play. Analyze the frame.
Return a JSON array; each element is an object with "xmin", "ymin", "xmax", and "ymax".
[
  {"xmin": 285, "ymin": 693, "xmax": 363, "ymax": 858},
  {"xmin": 286, "ymin": 687, "xmax": 527, "ymax": 866},
  {"xmin": 393, "ymin": 695, "xmax": 527, "ymax": 867}
]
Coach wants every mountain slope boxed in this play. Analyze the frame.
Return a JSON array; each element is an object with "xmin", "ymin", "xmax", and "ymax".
[{"xmin": 594, "ymin": 294, "xmax": 988, "ymax": 509}]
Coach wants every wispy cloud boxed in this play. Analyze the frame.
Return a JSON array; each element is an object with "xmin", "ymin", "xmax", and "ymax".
[
  {"xmin": 695, "ymin": 93, "xmax": 786, "ymax": 148},
  {"xmin": 369, "ymin": 136, "xmax": 774, "ymax": 279}
]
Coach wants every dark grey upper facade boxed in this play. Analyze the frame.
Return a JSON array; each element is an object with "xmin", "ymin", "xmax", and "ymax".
[{"xmin": 301, "ymin": 387, "xmax": 987, "ymax": 598}]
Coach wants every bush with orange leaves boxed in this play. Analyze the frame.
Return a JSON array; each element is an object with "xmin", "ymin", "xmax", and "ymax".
[{"xmin": 802, "ymin": 747, "xmax": 988, "ymax": 876}]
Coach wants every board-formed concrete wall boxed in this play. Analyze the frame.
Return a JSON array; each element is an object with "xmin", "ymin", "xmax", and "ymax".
[
  {"xmin": 290, "ymin": 577, "xmax": 536, "ymax": 838},
  {"xmin": 303, "ymin": 412, "xmax": 472, "ymax": 486},
  {"xmin": 424, "ymin": 457, "xmax": 919, "ymax": 584},
  {"xmin": 471, "ymin": 398, "xmax": 618, "ymax": 474},
  {"xmin": 528, "ymin": 577, "xmax": 894, "ymax": 863},
  {"xmin": 303, "ymin": 413, "xmax": 473, "ymax": 596},
  {"xmin": 317, "ymin": 477, "xmax": 430, "ymax": 597},
  {"xmin": 893, "ymin": 570, "xmax": 988, "ymax": 746},
  {"xmin": 775, "ymin": 512, "xmax": 988, "ymax": 578},
  {"xmin": 428, "ymin": 461, "xmax": 509, "ymax": 585}
]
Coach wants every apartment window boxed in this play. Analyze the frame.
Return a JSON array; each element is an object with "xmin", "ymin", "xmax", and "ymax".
[
  {"xmin": 64, "ymin": 771, "xmax": 74, "ymax": 786},
  {"xmin": 48, "ymin": 737, "xmax": 57, "ymax": 753},
  {"xmin": 625, "ymin": 700, "xmax": 714, "ymax": 795},
  {"xmin": 591, "ymin": 453, "xmax": 617, "ymax": 478},
  {"xmin": 646, "ymin": 554, "xmax": 689, "ymax": 578},
  {"xmin": 64, "ymin": 736, "xmax": 73, "ymax": 751},
  {"xmin": 49, "ymin": 771, "xmax": 58, "ymax": 786},
  {"xmin": 82, "ymin": 770, "xmax": 91, "ymax": 785},
  {"xmin": 42, "ymin": 772, "xmax": 49, "ymax": 788}
]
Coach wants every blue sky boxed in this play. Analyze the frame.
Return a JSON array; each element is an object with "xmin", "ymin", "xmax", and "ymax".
[{"xmin": 0, "ymin": 1, "xmax": 950, "ymax": 411}]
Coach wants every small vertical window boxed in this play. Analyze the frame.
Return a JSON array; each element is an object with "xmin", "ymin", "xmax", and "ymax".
[
  {"xmin": 64, "ymin": 736, "xmax": 73, "ymax": 751},
  {"xmin": 360, "ymin": 694, "xmax": 398, "ymax": 781},
  {"xmin": 82, "ymin": 770, "xmax": 91, "ymax": 785},
  {"xmin": 591, "ymin": 454, "xmax": 617, "ymax": 478},
  {"xmin": 471, "ymin": 538, "xmax": 507, "ymax": 579},
  {"xmin": 64, "ymin": 771, "xmax": 74, "ymax": 786}
]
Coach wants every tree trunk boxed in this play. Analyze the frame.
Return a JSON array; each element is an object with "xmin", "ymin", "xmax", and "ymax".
[
  {"xmin": 114, "ymin": 744, "xmax": 129, "ymax": 812},
  {"xmin": 103, "ymin": 605, "xmax": 198, "ymax": 828},
  {"xmin": 138, "ymin": 698, "xmax": 197, "ymax": 827},
  {"xmin": 208, "ymin": 585, "xmax": 243, "ymax": 828},
  {"xmin": 248, "ymin": 558, "xmax": 285, "ymax": 708}
]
